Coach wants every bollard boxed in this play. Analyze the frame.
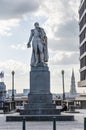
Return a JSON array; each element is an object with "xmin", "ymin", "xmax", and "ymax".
[
  {"xmin": 53, "ymin": 117, "xmax": 56, "ymax": 130},
  {"xmin": 22, "ymin": 117, "xmax": 26, "ymax": 130},
  {"xmin": 84, "ymin": 118, "xmax": 86, "ymax": 130}
]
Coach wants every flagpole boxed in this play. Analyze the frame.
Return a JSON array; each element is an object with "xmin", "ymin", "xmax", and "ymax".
[{"xmin": 0, "ymin": 71, "xmax": 4, "ymax": 82}]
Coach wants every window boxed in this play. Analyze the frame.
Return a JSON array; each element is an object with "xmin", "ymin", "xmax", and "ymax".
[
  {"xmin": 80, "ymin": 69, "xmax": 86, "ymax": 80},
  {"xmin": 80, "ymin": 56, "xmax": 86, "ymax": 68},
  {"xmin": 80, "ymin": 42, "xmax": 86, "ymax": 55},
  {"xmin": 79, "ymin": 2, "xmax": 85, "ymax": 18},
  {"xmin": 80, "ymin": 28, "xmax": 86, "ymax": 43},
  {"xmin": 79, "ymin": 14, "xmax": 86, "ymax": 31}
]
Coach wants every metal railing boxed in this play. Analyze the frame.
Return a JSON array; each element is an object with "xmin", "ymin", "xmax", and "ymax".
[
  {"xmin": 22, "ymin": 117, "xmax": 26, "ymax": 130},
  {"xmin": 84, "ymin": 118, "xmax": 86, "ymax": 130},
  {"xmin": 53, "ymin": 117, "xmax": 56, "ymax": 130},
  {"xmin": 22, "ymin": 117, "xmax": 56, "ymax": 130}
]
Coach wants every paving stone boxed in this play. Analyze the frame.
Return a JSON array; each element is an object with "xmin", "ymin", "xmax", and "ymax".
[{"xmin": 0, "ymin": 109, "xmax": 85, "ymax": 130}]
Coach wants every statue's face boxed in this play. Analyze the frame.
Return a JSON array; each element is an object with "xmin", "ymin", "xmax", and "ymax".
[{"xmin": 34, "ymin": 22, "xmax": 39, "ymax": 28}]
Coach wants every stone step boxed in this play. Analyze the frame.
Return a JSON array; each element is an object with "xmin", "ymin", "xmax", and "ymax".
[
  {"xmin": 6, "ymin": 115, "xmax": 74, "ymax": 121},
  {"xmin": 24, "ymin": 103, "xmax": 56, "ymax": 109},
  {"xmin": 20, "ymin": 108, "xmax": 60, "ymax": 115}
]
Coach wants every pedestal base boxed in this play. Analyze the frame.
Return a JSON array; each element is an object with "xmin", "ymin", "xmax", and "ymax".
[
  {"xmin": 6, "ymin": 115, "xmax": 74, "ymax": 121},
  {"xmin": 20, "ymin": 66, "xmax": 60, "ymax": 115}
]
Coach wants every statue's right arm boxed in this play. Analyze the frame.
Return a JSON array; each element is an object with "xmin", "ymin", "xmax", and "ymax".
[{"xmin": 27, "ymin": 30, "xmax": 33, "ymax": 48}]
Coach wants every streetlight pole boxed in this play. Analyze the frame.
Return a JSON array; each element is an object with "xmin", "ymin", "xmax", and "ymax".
[
  {"xmin": 61, "ymin": 70, "xmax": 65, "ymax": 101},
  {"xmin": 12, "ymin": 71, "xmax": 15, "ymax": 101}
]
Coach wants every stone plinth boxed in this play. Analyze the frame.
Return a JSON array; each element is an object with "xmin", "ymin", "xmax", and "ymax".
[
  {"xmin": 6, "ymin": 65, "xmax": 75, "ymax": 121},
  {"xmin": 6, "ymin": 115, "xmax": 74, "ymax": 121},
  {"xmin": 30, "ymin": 66, "xmax": 50, "ymax": 95},
  {"xmin": 20, "ymin": 66, "xmax": 60, "ymax": 115}
]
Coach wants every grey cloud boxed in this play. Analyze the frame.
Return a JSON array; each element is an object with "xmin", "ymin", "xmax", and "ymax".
[
  {"xmin": 49, "ymin": 37, "xmax": 79, "ymax": 52},
  {"xmin": 49, "ymin": 17, "xmax": 79, "ymax": 52},
  {"xmin": 54, "ymin": 19, "xmax": 79, "ymax": 38},
  {"xmin": 48, "ymin": 0, "xmax": 79, "ymax": 53},
  {"xmin": 58, "ymin": 52, "xmax": 79, "ymax": 65},
  {"xmin": 58, "ymin": 0, "xmax": 80, "ymax": 20},
  {"xmin": 59, "ymin": 0, "xmax": 72, "ymax": 18},
  {"xmin": 0, "ymin": 0, "xmax": 40, "ymax": 19},
  {"xmin": 50, "ymin": 52, "xmax": 79, "ymax": 65}
]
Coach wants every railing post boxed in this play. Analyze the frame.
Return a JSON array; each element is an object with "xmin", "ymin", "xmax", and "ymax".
[
  {"xmin": 53, "ymin": 117, "xmax": 56, "ymax": 130},
  {"xmin": 22, "ymin": 117, "xmax": 26, "ymax": 130},
  {"xmin": 84, "ymin": 118, "xmax": 86, "ymax": 130}
]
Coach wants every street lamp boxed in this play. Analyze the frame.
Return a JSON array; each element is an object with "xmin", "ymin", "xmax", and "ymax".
[
  {"xmin": 12, "ymin": 71, "xmax": 15, "ymax": 101},
  {"xmin": 61, "ymin": 70, "xmax": 65, "ymax": 100}
]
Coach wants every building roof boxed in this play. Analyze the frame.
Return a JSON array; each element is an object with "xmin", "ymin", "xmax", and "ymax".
[{"xmin": 75, "ymin": 94, "xmax": 86, "ymax": 101}]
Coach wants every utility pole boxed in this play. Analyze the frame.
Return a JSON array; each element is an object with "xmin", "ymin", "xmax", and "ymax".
[
  {"xmin": 12, "ymin": 71, "xmax": 15, "ymax": 101},
  {"xmin": 61, "ymin": 70, "xmax": 65, "ymax": 100}
]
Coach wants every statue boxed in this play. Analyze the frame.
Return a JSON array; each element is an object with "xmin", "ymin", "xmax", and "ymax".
[{"xmin": 27, "ymin": 22, "xmax": 48, "ymax": 67}]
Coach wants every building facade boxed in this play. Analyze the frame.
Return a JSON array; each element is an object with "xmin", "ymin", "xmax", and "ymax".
[
  {"xmin": 7, "ymin": 89, "xmax": 16, "ymax": 97},
  {"xmin": 0, "ymin": 82, "xmax": 6, "ymax": 102},
  {"xmin": 0, "ymin": 82, "xmax": 6, "ymax": 108},
  {"xmin": 78, "ymin": 0, "xmax": 86, "ymax": 87}
]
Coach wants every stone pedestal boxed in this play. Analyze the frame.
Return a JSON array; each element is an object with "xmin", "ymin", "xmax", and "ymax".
[
  {"xmin": 20, "ymin": 66, "xmax": 60, "ymax": 115},
  {"xmin": 7, "ymin": 66, "xmax": 74, "ymax": 121}
]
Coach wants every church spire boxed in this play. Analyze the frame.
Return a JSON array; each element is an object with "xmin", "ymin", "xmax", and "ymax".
[{"xmin": 70, "ymin": 69, "xmax": 77, "ymax": 96}]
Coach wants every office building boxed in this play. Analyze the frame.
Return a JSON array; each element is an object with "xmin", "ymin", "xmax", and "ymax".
[{"xmin": 78, "ymin": 0, "xmax": 86, "ymax": 87}]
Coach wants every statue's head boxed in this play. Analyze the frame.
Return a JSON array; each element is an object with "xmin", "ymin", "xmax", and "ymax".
[{"xmin": 34, "ymin": 22, "xmax": 39, "ymax": 28}]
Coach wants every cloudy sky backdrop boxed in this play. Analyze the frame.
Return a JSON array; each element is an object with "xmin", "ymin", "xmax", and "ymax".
[{"xmin": 0, "ymin": 0, "xmax": 84, "ymax": 94}]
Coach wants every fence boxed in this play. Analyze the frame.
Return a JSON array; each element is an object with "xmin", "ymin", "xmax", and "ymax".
[{"xmin": 22, "ymin": 117, "xmax": 56, "ymax": 130}]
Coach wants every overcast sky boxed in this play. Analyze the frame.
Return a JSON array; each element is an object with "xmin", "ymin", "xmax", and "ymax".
[{"xmin": 0, "ymin": 0, "xmax": 84, "ymax": 94}]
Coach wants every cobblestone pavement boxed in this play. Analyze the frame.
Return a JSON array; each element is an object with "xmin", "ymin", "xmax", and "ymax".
[{"xmin": 0, "ymin": 109, "xmax": 86, "ymax": 130}]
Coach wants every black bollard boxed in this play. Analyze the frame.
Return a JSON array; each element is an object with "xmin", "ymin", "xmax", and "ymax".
[
  {"xmin": 22, "ymin": 117, "xmax": 26, "ymax": 130},
  {"xmin": 84, "ymin": 118, "xmax": 86, "ymax": 130},
  {"xmin": 53, "ymin": 117, "xmax": 56, "ymax": 130}
]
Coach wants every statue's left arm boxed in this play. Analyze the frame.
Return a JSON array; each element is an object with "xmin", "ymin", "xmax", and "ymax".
[{"xmin": 41, "ymin": 29, "xmax": 47, "ymax": 45}]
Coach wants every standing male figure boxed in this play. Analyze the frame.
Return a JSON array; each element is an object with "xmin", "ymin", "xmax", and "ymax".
[{"xmin": 27, "ymin": 22, "xmax": 48, "ymax": 66}]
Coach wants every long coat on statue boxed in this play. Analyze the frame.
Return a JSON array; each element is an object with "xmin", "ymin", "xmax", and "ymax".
[{"xmin": 30, "ymin": 27, "xmax": 48, "ymax": 66}]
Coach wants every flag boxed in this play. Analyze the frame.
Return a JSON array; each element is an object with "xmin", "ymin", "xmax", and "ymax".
[{"xmin": 0, "ymin": 72, "xmax": 4, "ymax": 78}]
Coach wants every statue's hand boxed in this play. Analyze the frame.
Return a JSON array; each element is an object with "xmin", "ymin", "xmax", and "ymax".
[{"xmin": 27, "ymin": 43, "xmax": 31, "ymax": 48}]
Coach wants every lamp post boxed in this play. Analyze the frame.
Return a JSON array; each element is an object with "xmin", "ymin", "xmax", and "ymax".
[
  {"xmin": 12, "ymin": 71, "xmax": 15, "ymax": 101},
  {"xmin": 61, "ymin": 70, "xmax": 65, "ymax": 100}
]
